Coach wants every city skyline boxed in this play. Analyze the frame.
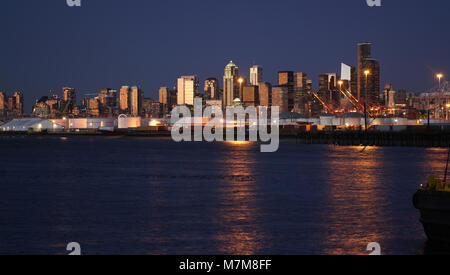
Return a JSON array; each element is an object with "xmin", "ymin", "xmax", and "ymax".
[{"xmin": 0, "ymin": 0, "xmax": 449, "ymax": 112}]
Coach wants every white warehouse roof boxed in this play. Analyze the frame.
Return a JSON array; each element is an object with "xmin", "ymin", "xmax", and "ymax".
[{"xmin": 0, "ymin": 118, "xmax": 63, "ymax": 132}]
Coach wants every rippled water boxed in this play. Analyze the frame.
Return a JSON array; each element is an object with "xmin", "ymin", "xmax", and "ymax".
[{"xmin": 0, "ymin": 137, "xmax": 447, "ymax": 255}]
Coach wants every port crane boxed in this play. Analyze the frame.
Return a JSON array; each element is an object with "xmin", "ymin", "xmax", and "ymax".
[{"xmin": 310, "ymin": 91, "xmax": 334, "ymax": 113}]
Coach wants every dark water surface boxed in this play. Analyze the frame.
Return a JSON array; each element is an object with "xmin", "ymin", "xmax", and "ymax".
[{"xmin": 0, "ymin": 137, "xmax": 447, "ymax": 255}]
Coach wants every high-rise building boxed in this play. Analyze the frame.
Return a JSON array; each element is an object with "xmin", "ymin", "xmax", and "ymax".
[
  {"xmin": 258, "ymin": 82, "xmax": 272, "ymax": 107},
  {"xmin": 13, "ymin": 92, "xmax": 24, "ymax": 116},
  {"xmin": 177, "ymin": 75, "xmax": 199, "ymax": 106},
  {"xmin": 88, "ymin": 98, "xmax": 100, "ymax": 117},
  {"xmin": 204, "ymin": 78, "xmax": 219, "ymax": 100},
  {"xmin": 223, "ymin": 61, "xmax": 239, "ymax": 107},
  {"xmin": 293, "ymin": 72, "xmax": 309, "ymax": 114},
  {"xmin": 159, "ymin": 87, "xmax": 171, "ymax": 116},
  {"xmin": 318, "ymin": 73, "xmax": 339, "ymax": 106},
  {"xmin": 62, "ymin": 87, "xmax": 76, "ymax": 113},
  {"xmin": 159, "ymin": 87, "xmax": 170, "ymax": 105},
  {"xmin": 250, "ymin": 65, "xmax": 263, "ymax": 86},
  {"xmin": 357, "ymin": 43, "xmax": 380, "ymax": 104},
  {"xmin": 272, "ymin": 86, "xmax": 289, "ymax": 113},
  {"xmin": 340, "ymin": 63, "xmax": 357, "ymax": 97},
  {"xmin": 242, "ymin": 85, "xmax": 259, "ymax": 106},
  {"xmin": 278, "ymin": 71, "xmax": 295, "ymax": 111},
  {"xmin": 120, "ymin": 86, "xmax": 131, "ymax": 113},
  {"xmin": 0, "ymin": 92, "xmax": 5, "ymax": 117},
  {"xmin": 130, "ymin": 86, "xmax": 143, "ymax": 116}
]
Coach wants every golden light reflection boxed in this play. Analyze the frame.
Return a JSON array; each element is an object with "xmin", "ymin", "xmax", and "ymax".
[
  {"xmin": 320, "ymin": 146, "xmax": 386, "ymax": 255},
  {"xmin": 214, "ymin": 142, "xmax": 264, "ymax": 255}
]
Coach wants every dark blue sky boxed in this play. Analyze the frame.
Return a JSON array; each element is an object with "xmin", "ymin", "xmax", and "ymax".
[{"xmin": 1, "ymin": 0, "xmax": 449, "ymax": 111}]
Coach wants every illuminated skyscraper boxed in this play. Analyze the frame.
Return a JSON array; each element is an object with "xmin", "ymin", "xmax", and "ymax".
[
  {"xmin": 62, "ymin": 87, "xmax": 76, "ymax": 114},
  {"xmin": 223, "ymin": 61, "xmax": 239, "ymax": 107},
  {"xmin": 120, "ymin": 86, "xmax": 130, "ymax": 113},
  {"xmin": 204, "ymin": 78, "xmax": 219, "ymax": 99},
  {"xmin": 177, "ymin": 75, "xmax": 199, "ymax": 106},
  {"xmin": 278, "ymin": 71, "xmax": 295, "ymax": 111},
  {"xmin": 250, "ymin": 65, "xmax": 263, "ymax": 86},
  {"xmin": 357, "ymin": 43, "xmax": 380, "ymax": 104},
  {"xmin": 13, "ymin": 92, "xmax": 23, "ymax": 116},
  {"xmin": 258, "ymin": 82, "xmax": 272, "ymax": 107},
  {"xmin": 130, "ymin": 86, "xmax": 143, "ymax": 116},
  {"xmin": 272, "ymin": 86, "xmax": 289, "ymax": 113},
  {"xmin": 159, "ymin": 87, "xmax": 170, "ymax": 105},
  {"xmin": 242, "ymin": 85, "xmax": 259, "ymax": 106},
  {"xmin": 0, "ymin": 92, "xmax": 5, "ymax": 117}
]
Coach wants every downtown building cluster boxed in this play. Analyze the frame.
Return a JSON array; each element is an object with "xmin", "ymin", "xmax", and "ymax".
[{"xmin": 1, "ymin": 42, "xmax": 449, "ymax": 129}]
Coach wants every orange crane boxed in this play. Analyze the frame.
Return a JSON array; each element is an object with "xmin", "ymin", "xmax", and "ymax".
[{"xmin": 310, "ymin": 91, "xmax": 334, "ymax": 113}]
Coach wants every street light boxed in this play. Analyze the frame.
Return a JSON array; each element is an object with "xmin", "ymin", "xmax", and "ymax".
[
  {"xmin": 437, "ymin": 73, "xmax": 443, "ymax": 90},
  {"xmin": 338, "ymin": 80, "xmax": 343, "ymax": 90},
  {"xmin": 364, "ymin": 70, "xmax": 370, "ymax": 131},
  {"xmin": 238, "ymin": 77, "xmax": 244, "ymax": 100}
]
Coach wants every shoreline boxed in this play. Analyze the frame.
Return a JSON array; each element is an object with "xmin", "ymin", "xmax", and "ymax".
[{"xmin": 1, "ymin": 130, "xmax": 449, "ymax": 148}]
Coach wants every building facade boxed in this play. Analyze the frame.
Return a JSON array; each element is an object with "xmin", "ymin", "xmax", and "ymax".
[
  {"xmin": 272, "ymin": 86, "xmax": 289, "ymax": 113},
  {"xmin": 258, "ymin": 82, "xmax": 272, "ymax": 107},
  {"xmin": 130, "ymin": 86, "xmax": 143, "ymax": 116},
  {"xmin": 177, "ymin": 75, "xmax": 199, "ymax": 106},
  {"xmin": 204, "ymin": 78, "xmax": 219, "ymax": 100},
  {"xmin": 120, "ymin": 86, "xmax": 131, "ymax": 113},
  {"xmin": 250, "ymin": 65, "xmax": 263, "ymax": 86},
  {"xmin": 223, "ymin": 61, "xmax": 239, "ymax": 107},
  {"xmin": 357, "ymin": 43, "xmax": 380, "ymax": 105}
]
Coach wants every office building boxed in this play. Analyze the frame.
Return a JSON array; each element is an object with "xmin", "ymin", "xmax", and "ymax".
[
  {"xmin": 357, "ymin": 43, "xmax": 380, "ymax": 105},
  {"xmin": 13, "ymin": 92, "xmax": 24, "ymax": 116},
  {"xmin": 204, "ymin": 78, "xmax": 219, "ymax": 100},
  {"xmin": 250, "ymin": 65, "xmax": 263, "ymax": 86},
  {"xmin": 62, "ymin": 87, "xmax": 76, "ymax": 113},
  {"xmin": 223, "ymin": 61, "xmax": 239, "ymax": 107},
  {"xmin": 0, "ymin": 92, "xmax": 5, "ymax": 117},
  {"xmin": 242, "ymin": 85, "xmax": 259, "ymax": 106},
  {"xmin": 130, "ymin": 86, "xmax": 143, "ymax": 116},
  {"xmin": 120, "ymin": 86, "xmax": 131, "ymax": 113},
  {"xmin": 272, "ymin": 86, "xmax": 289, "ymax": 113},
  {"xmin": 177, "ymin": 75, "xmax": 199, "ymax": 106},
  {"xmin": 278, "ymin": 71, "xmax": 295, "ymax": 111},
  {"xmin": 258, "ymin": 82, "xmax": 272, "ymax": 107}
]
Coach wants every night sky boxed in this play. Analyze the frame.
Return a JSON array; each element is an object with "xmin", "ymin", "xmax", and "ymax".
[{"xmin": 1, "ymin": 0, "xmax": 449, "ymax": 111}]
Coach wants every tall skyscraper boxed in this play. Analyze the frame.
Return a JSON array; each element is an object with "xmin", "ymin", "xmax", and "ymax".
[
  {"xmin": 0, "ymin": 92, "xmax": 5, "ymax": 117},
  {"xmin": 250, "ymin": 65, "xmax": 263, "ymax": 86},
  {"xmin": 223, "ymin": 61, "xmax": 239, "ymax": 107},
  {"xmin": 159, "ymin": 87, "xmax": 171, "ymax": 116},
  {"xmin": 340, "ymin": 63, "xmax": 357, "ymax": 97},
  {"xmin": 357, "ymin": 43, "xmax": 380, "ymax": 104},
  {"xmin": 272, "ymin": 86, "xmax": 289, "ymax": 113},
  {"xmin": 293, "ymin": 72, "xmax": 309, "ymax": 114},
  {"xmin": 177, "ymin": 75, "xmax": 199, "ymax": 106},
  {"xmin": 242, "ymin": 85, "xmax": 259, "ymax": 106},
  {"xmin": 204, "ymin": 78, "xmax": 219, "ymax": 99},
  {"xmin": 318, "ymin": 73, "xmax": 339, "ymax": 107},
  {"xmin": 258, "ymin": 82, "xmax": 272, "ymax": 107},
  {"xmin": 120, "ymin": 86, "xmax": 131, "ymax": 113},
  {"xmin": 13, "ymin": 92, "xmax": 23, "ymax": 116},
  {"xmin": 62, "ymin": 87, "xmax": 76, "ymax": 113},
  {"xmin": 278, "ymin": 71, "xmax": 295, "ymax": 111},
  {"xmin": 159, "ymin": 87, "xmax": 170, "ymax": 105},
  {"xmin": 130, "ymin": 86, "xmax": 143, "ymax": 116}
]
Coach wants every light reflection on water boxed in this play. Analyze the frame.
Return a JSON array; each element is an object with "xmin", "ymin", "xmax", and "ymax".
[
  {"xmin": 320, "ymin": 146, "xmax": 386, "ymax": 255},
  {"xmin": 214, "ymin": 142, "xmax": 264, "ymax": 255},
  {"xmin": 0, "ymin": 138, "xmax": 448, "ymax": 255}
]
